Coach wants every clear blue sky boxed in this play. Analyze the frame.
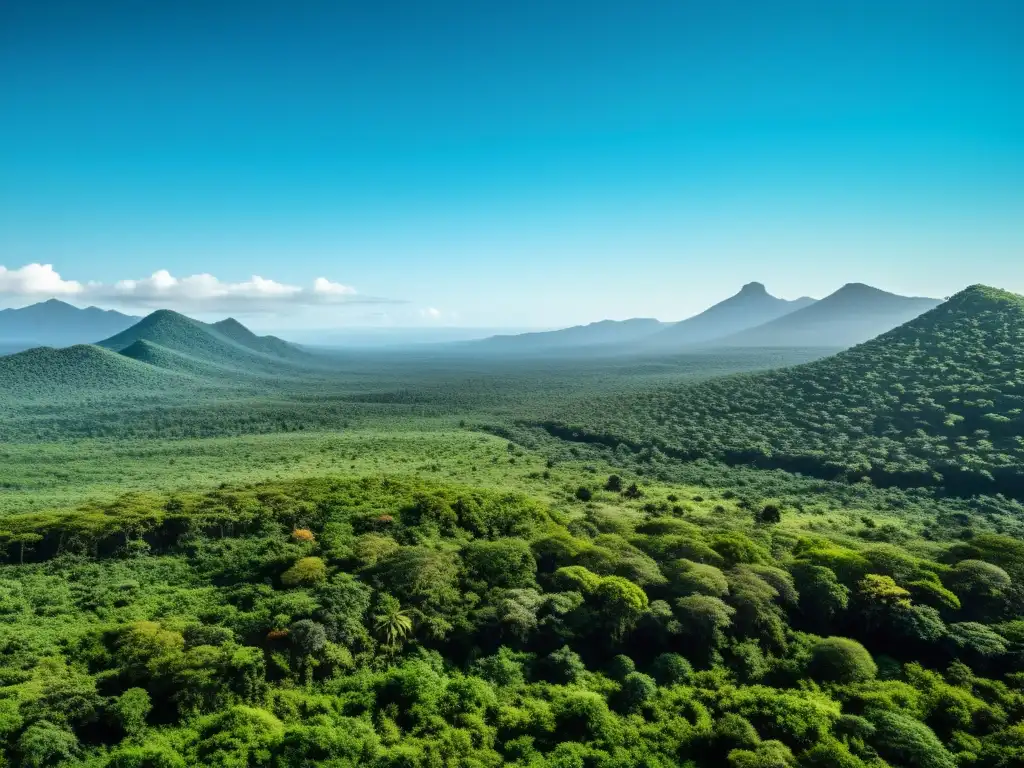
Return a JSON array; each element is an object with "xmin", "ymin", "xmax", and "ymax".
[{"xmin": 1, "ymin": 1, "xmax": 1022, "ymax": 328}]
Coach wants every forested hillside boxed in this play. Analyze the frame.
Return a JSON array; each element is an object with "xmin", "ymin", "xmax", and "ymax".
[
  {"xmin": 539, "ymin": 286, "xmax": 1024, "ymax": 497},
  {"xmin": 0, "ymin": 345, "xmax": 191, "ymax": 402}
]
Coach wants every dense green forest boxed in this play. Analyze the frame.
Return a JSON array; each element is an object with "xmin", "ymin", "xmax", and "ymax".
[
  {"xmin": 538, "ymin": 286, "xmax": 1024, "ymax": 498},
  {"xmin": 1, "ymin": 286, "xmax": 1024, "ymax": 766},
  {"xmin": 2, "ymin": 470, "xmax": 1024, "ymax": 767}
]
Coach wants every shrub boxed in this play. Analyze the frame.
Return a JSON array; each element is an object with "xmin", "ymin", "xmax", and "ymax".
[
  {"xmin": 868, "ymin": 710, "xmax": 956, "ymax": 768},
  {"xmin": 652, "ymin": 653, "xmax": 693, "ymax": 686},
  {"xmin": 807, "ymin": 637, "xmax": 878, "ymax": 684},
  {"xmin": 281, "ymin": 557, "xmax": 328, "ymax": 587},
  {"xmin": 619, "ymin": 672, "xmax": 657, "ymax": 712}
]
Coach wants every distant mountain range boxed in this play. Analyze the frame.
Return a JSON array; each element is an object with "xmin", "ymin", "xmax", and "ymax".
[
  {"xmin": 638, "ymin": 282, "xmax": 816, "ymax": 350},
  {"xmin": 715, "ymin": 283, "xmax": 941, "ymax": 348},
  {"xmin": 477, "ymin": 318, "xmax": 672, "ymax": 352},
  {"xmin": 0, "ymin": 299, "xmax": 139, "ymax": 349},
  {"xmin": 0, "ymin": 282, "xmax": 947, "ymax": 370},
  {"xmin": 475, "ymin": 281, "xmax": 940, "ymax": 353}
]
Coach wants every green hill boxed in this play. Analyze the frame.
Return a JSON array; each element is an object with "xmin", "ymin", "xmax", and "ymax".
[
  {"xmin": 99, "ymin": 310, "xmax": 312, "ymax": 376},
  {"xmin": 117, "ymin": 338, "xmax": 240, "ymax": 380},
  {"xmin": 210, "ymin": 317, "xmax": 308, "ymax": 359},
  {"xmin": 0, "ymin": 344, "xmax": 189, "ymax": 401},
  {"xmin": 717, "ymin": 283, "xmax": 940, "ymax": 348},
  {"xmin": 539, "ymin": 285, "xmax": 1024, "ymax": 497}
]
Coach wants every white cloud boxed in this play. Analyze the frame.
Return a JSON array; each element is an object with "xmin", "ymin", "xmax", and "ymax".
[
  {"xmin": 0, "ymin": 263, "xmax": 84, "ymax": 296},
  {"xmin": 112, "ymin": 270, "xmax": 303, "ymax": 307},
  {"xmin": 0, "ymin": 263, "xmax": 401, "ymax": 313},
  {"xmin": 420, "ymin": 307, "xmax": 442, "ymax": 319},
  {"xmin": 313, "ymin": 277, "xmax": 357, "ymax": 296}
]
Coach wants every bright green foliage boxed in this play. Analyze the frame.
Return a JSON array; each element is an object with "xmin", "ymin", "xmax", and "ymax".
[
  {"xmin": 372, "ymin": 594, "xmax": 414, "ymax": 649},
  {"xmin": 463, "ymin": 538, "xmax": 537, "ymax": 590},
  {"xmin": 728, "ymin": 740, "xmax": 795, "ymax": 767},
  {"xmin": 868, "ymin": 710, "xmax": 957, "ymax": 768},
  {"xmin": 672, "ymin": 558, "xmax": 730, "ymax": 597},
  {"xmin": 551, "ymin": 565, "xmax": 602, "ymax": 594},
  {"xmin": 807, "ymin": 638, "xmax": 878, "ymax": 684},
  {"xmin": 280, "ymin": 556, "xmax": 328, "ymax": 587},
  {"xmin": 111, "ymin": 687, "xmax": 152, "ymax": 737},
  {"xmin": 593, "ymin": 575, "xmax": 649, "ymax": 640},
  {"xmin": 17, "ymin": 721, "xmax": 79, "ymax": 768}
]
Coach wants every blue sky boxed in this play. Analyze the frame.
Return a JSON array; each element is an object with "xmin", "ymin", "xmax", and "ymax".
[{"xmin": 1, "ymin": 1, "xmax": 1022, "ymax": 329}]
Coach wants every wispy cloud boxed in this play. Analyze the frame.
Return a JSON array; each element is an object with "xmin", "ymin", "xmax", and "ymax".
[{"xmin": 0, "ymin": 263, "xmax": 402, "ymax": 312}]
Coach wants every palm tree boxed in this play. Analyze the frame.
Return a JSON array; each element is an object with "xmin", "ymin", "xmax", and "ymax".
[{"xmin": 373, "ymin": 594, "xmax": 413, "ymax": 648}]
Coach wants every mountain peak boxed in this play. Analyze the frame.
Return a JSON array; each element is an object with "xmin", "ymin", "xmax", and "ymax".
[
  {"xmin": 212, "ymin": 317, "xmax": 249, "ymax": 333},
  {"xmin": 139, "ymin": 308, "xmax": 196, "ymax": 325},
  {"xmin": 835, "ymin": 282, "xmax": 886, "ymax": 296},
  {"xmin": 739, "ymin": 282, "xmax": 768, "ymax": 296}
]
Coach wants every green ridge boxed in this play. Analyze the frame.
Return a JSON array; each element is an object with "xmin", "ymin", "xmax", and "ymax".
[
  {"xmin": 540, "ymin": 285, "xmax": 1024, "ymax": 497},
  {"xmin": 0, "ymin": 344, "xmax": 189, "ymax": 401}
]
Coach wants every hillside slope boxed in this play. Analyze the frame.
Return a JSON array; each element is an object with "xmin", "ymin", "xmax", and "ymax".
[
  {"xmin": 211, "ymin": 318, "xmax": 309, "ymax": 360},
  {"xmin": 99, "ymin": 310, "xmax": 311, "ymax": 375},
  {"xmin": 640, "ymin": 282, "xmax": 815, "ymax": 350},
  {"xmin": 718, "ymin": 283, "xmax": 940, "ymax": 347},
  {"xmin": 0, "ymin": 344, "xmax": 189, "ymax": 401},
  {"xmin": 540, "ymin": 285, "xmax": 1024, "ymax": 497},
  {"xmin": 0, "ymin": 299, "xmax": 138, "ymax": 347}
]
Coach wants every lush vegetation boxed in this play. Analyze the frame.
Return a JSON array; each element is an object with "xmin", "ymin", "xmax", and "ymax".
[
  {"xmin": 0, "ymin": 346, "xmax": 191, "ymax": 402},
  {"xmin": 2, "ymin": 286, "xmax": 1024, "ymax": 766},
  {"xmin": 539, "ymin": 286, "xmax": 1024, "ymax": 498},
  {"xmin": 1, "ymin": 468, "xmax": 1024, "ymax": 767}
]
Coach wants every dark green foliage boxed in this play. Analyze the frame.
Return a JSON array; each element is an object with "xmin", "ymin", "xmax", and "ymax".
[
  {"xmin": 463, "ymin": 538, "xmax": 537, "ymax": 590},
  {"xmin": 652, "ymin": 653, "xmax": 693, "ymax": 686},
  {"xmin": 607, "ymin": 654, "xmax": 636, "ymax": 681},
  {"xmin": 544, "ymin": 646, "xmax": 587, "ymax": 684},
  {"xmin": 618, "ymin": 672, "xmax": 657, "ymax": 712}
]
